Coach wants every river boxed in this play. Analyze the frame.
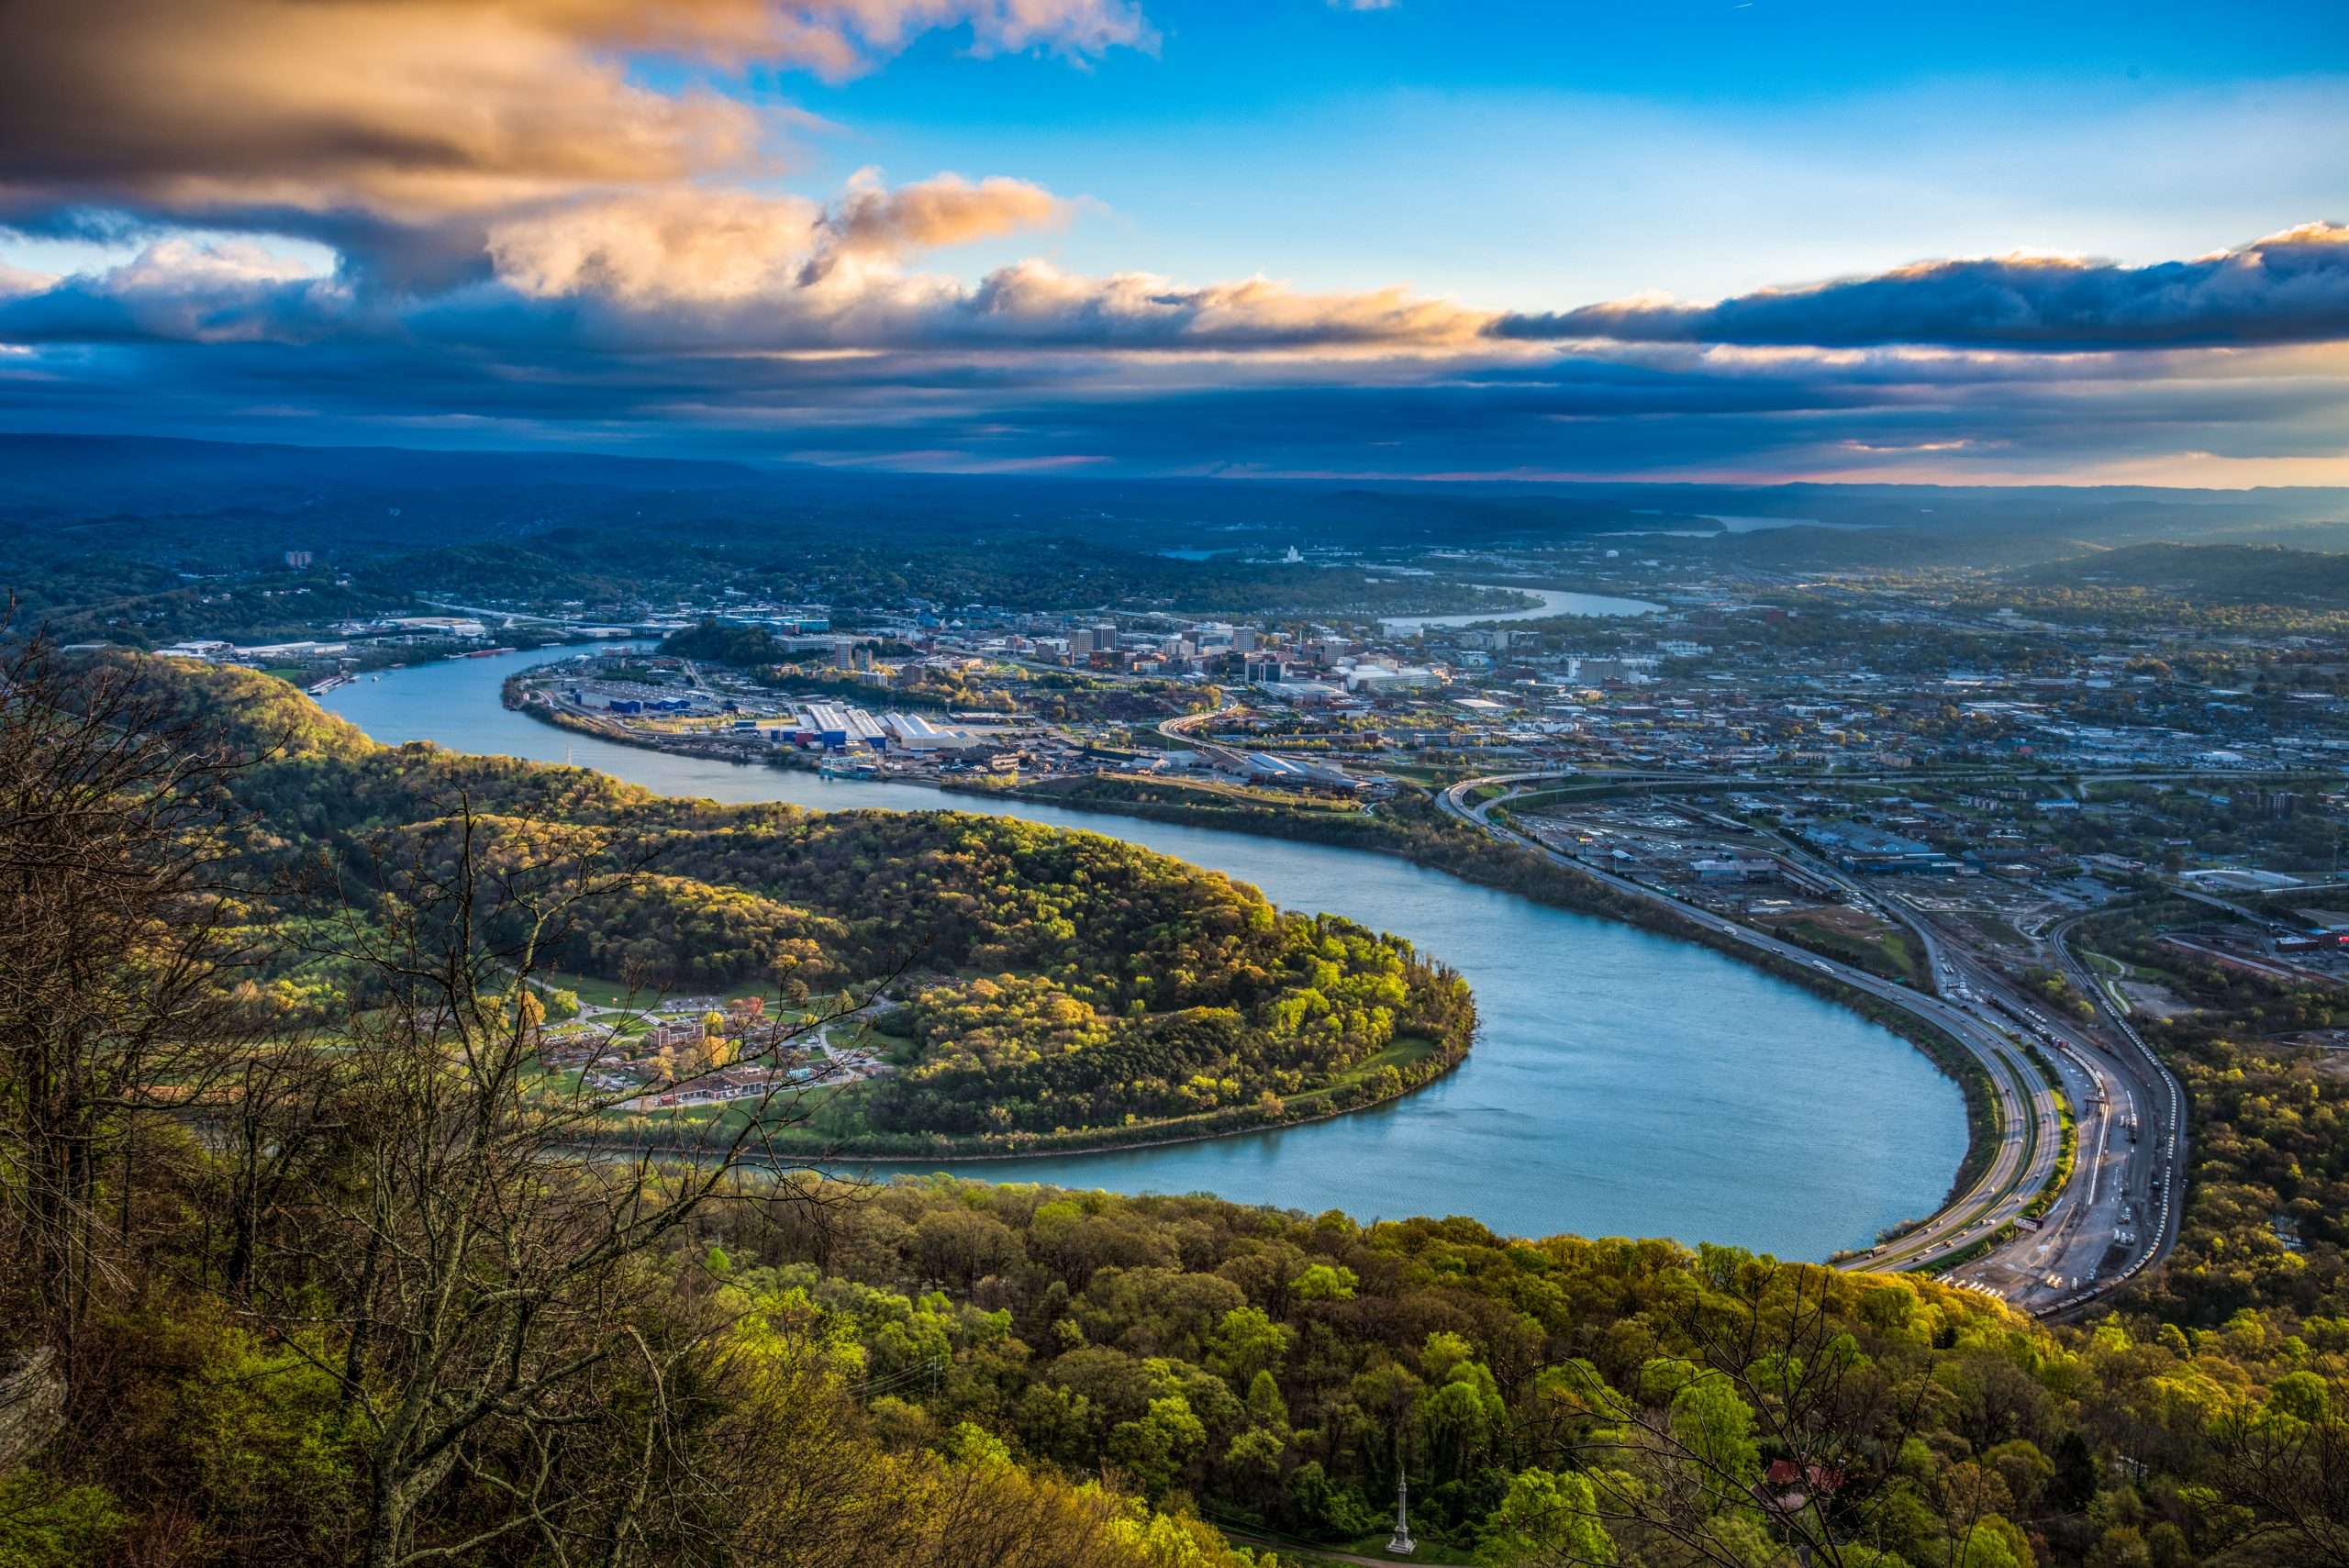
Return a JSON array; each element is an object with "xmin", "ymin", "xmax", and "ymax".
[
  {"xmin": 1378, "ymin": 584, "xmax": 1662, "ymax": 634},
  {"xmin": 321, "ymin": 648, "xmax": 1962, "ymax": 1259}
]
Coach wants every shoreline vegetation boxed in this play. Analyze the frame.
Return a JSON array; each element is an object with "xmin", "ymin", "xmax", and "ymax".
[
  {"xmin": 944, "ymin": 773, "xmax": 1998, "ymax": 1211},
  {"xmin": 182, "ymin": 659, "xmax": 1482, "ymax": 1162},
  {"xmin": 570, "ymin": 1034, "xmax": 1468, "ymax": 1165},
  {"xmin": 499, "ymin": 678, "xmax": 1993, "ymax": 1211}
]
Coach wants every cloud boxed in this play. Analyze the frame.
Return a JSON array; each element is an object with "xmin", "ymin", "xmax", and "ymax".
[
  {"xmin": 0, "ymin": 237, "xmax": 355, "ymax": 344},
  {"xmin": 824, "ymin": 172, "xmax": 1069, "ymax": 259},
  {"xmin": 0, "ymin": 172, "xmax": 1490, "ymax": 356},
  {"xmin": 0, "ymin": 0, "xmax": 1151, "ymax": 236},
  {"xmin": 1491, "ymin": 222, "xmax": 2349, "ymax": 350},
  {"xmin": 451, "ymin": 252, "xmax": 1490, "ymax": 354},
  {"xmin": 938, "ymin": 262, "xmax": 1490, "ymax": 350},
  {"xmin": 10, "ymin": 291, "xmax": 2349, "ymax": 484},
  {"xmin": 9, "ymin": 216, "xmax": 2349, "ymax": 489},
  {"xmin": 0, "ymin": 260, "xmax": 54, "ymax": 298},
  {"xmin": 487, "ymin": 191, "xmax": 829, "ymax": 305},
  {"xmin": 482, "ymin": 173, "xmax": 1069, "ymax": 305}
]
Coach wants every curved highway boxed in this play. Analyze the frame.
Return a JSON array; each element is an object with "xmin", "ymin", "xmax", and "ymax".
[
  {"xmin": 2028, "ymin": 913, "xmax": 2188, "ymax": 1315},
  {"xmin": 1439, "ymin": 773, "xmax": 2068, "ymax": 1280}
]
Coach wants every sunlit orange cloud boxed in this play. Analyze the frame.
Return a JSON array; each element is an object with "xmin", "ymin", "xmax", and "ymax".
[
  {"xmin": 0, "ymin": 0, "xmax": 1150, "ymax": 227},
  {"xmin": 825, "ymin": 171, "xmax": 1071, "ymax": 259},
  {"xmin": 467, "ymin": 240, "xmax": 1499, "ymax": 352},
  {"xmin": 1798, "ymin": 450, "xmax": 2349, "ymax": 488},
  {"xmin": 480, "ymin": 174, "xmax": 1079, "ymax": 306}
]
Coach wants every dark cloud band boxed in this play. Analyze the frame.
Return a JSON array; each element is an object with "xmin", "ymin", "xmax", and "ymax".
[{"xmin": 1490, "ymin": 223, "xmax": 2349, "ymax": 350}]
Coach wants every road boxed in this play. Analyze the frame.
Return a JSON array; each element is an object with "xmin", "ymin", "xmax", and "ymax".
[
  {"xmin": 1864, "ymin": 884, "xmax": 2182, "ymax": 1316},
  {"xmin": 1439, "ymin": 769, "xmax": 2195, "ymax": 1318},
  {"xmin": 1439, "ymin": 775, "xmax": 2064, "ymax": 1278},
  {"xmin": 2025, "ymin": 914, "xmax": 2188, "ymax": 1315},
  {"xmin": 1716, "ymin": 796, "xmax": 2188, "ymax": 1309},
  {"xmin": 1516, "ymin": 765, "xmax": 2328, "ymax": 794}
]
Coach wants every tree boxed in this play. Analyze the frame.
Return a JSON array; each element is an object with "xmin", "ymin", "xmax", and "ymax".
[
  {"xmin": 1293, "ymin": 1263, "xmax": 1357, "ymax": 1301},
  {"xmin": 1481, "ymin": 1467, "xmax": 1615, "ymax": 1566},
  {"xmin": 0, "ymin": 639, "xmax": 263, "ymax": 1399},
  {"xmin": 1107, "ymin": 1396, "xmax": 1205, "ymax": 1501},
  {"xmin": 2208, "ymin": 1391, "xmax": 2349, "ymax": 1568},
  {"xmin": 1545, "ymin": 1259, "xmax": 1936, "ymax": 1568},
  {"xmin": 1205, "ymin": 1307, "xmax": 1291, "ymax": 1388},
  {"xmin": 262, "ymin": 804, "xmax": 868, "ymax": 1567}
]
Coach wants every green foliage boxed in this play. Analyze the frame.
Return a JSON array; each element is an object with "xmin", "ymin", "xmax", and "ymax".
[
  {"xmin": 0, "ymin": 1475, "xmax": 125, "ymax": 1568},
  {"xmin": 1482, "ymin": 1467, "xmax": 1613, "ymax": 1566},
  {"xmin": 670, "ymin": 1174, "xmax": 2347, "ymax": 1565},
  {"xmin": 1292, "ymin": 1264, "xmax": 1356, "ymax": 1302},
  {"xmin": 165, "ymin": 658, "xmax": 1475, "ymax": 1149}
]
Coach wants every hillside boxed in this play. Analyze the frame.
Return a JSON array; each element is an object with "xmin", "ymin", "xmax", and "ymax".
[
  {"xmin": 187, "ymin": 659, "xmax": 1476, "ymax": 1153},
  {"xmin": 2017, "ymin": 541, "xmax": 2349, "ymax": 608}
]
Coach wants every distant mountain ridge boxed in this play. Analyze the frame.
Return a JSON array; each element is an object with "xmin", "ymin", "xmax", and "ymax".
[
  {"xmin": 0, "ymin": 432, "xmax": 766, "ymax": 517},
  {"xmin": 7, "ymin": 430, "xmax": 2349, "ymax": 591},
  {"xmin": 2017, "ymin": 541, "xmax": 2349, "ymax": 606}
]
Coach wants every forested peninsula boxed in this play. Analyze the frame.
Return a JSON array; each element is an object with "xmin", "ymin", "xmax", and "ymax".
[{"xmin": 176, "ymin": 657, "xmax": 1476, "ymax": 1154}]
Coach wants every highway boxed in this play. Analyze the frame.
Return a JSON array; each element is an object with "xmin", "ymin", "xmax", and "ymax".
[
  {"xmin": 1922, "ymin": 951, "xmax": 2132, "ymax": 1312},
  {"xmin": 1436, "ymin": 768, "xmax": 2202, "ymax": 1316},
  {"xmin": 1682, "ymin": 799, "xmax": 2185, "ymax": 1312},
  {"xmin": 1439, "ymin": 774, "xmax": 2066, "ymax": 1279},
  {"xmin": 1866, "ymin": 881, "xmax": 2182, "ymax": 1316},
  {"xmin": 2019, "ymin": 914, "xmax": 2188, "ymax": 1316}
]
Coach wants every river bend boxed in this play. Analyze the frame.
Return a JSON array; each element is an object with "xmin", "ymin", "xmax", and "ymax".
[{"xmin": 321, "ymin": 648, "xmax": 1963, "ymax": 1258}]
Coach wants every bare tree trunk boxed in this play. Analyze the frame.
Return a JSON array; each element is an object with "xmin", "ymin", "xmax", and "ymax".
[
  {"xmin": 260, "ymin": 799, "xmax": 873, "ymax": 1565},
  {"xmin": 0, "ymin": 636, "xmax": 260, "ymax": 1398}
]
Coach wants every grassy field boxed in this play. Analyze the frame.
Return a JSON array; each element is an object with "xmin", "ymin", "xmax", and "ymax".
[
  {"xmin": 1275, "ymin": 1036, "xmax": 1441, "ymax": 1115},
  {"xmin": 1755, "ymin": 916, "xmax": 1923, "ymax": 985},
  {"xmin": 537, "ymin": 968, "xmax": 822, "ymax": 1016},
  {"xmin": 1381, "ymin": 762, "xmax": 1469, "ymax": 788},
  {"xmin": 537, "ymin": 969, "xmax": 658, "ymax": 1010}
]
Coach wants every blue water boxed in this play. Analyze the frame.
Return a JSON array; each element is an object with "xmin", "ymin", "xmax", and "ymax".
[
  {"xmin": 322, "ymin": 648, "xmax": 1963, "ymax": 1258},
  {"xmin": 1379, "ymin": 584, "xmax": 1662, "ymax": 633}
]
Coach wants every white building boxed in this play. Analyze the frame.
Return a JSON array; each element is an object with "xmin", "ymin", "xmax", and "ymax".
[{"xmin": 883, "ymin": 713, "xmax": 985, "ymax": 751}]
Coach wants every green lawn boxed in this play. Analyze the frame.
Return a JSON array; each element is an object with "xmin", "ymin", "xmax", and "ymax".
[
  {"xmin": 1278, "ymin": 1036, "xmax": 1442, "ymax": 1113},
  {"xmin": 536, "ymin": 969, "xmax": 654, "ymax": 1010},
  {"xmin": 537, "ymin": 968, "xmax": 824, "ymax": 1017},
  {"xmin": 1773, "ymin": 919, "xmax": 1922, "ymax": 984}
]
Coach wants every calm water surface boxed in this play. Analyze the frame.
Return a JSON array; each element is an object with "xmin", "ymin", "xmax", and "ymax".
[
  {"xmin": 321, "ymin": 648, "xmax": 1962, "ymax": 1258},
  {"xmin": 1379, "ymin": 584, "xmax": 1662, "ymax": 633}
]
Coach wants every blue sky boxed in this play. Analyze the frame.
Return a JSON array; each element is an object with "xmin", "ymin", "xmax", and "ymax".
[
  {"xmin": 2, "ymin": 0, "xmax": 2346, "ymax": 483},
  {"xmin": 751, "ymin": 0, "xmax": 2349, "ymax": 302}
]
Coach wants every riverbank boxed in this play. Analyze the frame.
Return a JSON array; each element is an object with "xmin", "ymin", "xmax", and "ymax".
[
  {"xmin": 324, "ymin": 647, "xmax": 1966, "ymax": 1259},
  {"xmin": 507, "ymin": 686, "xmax": 1992, "ymax": 1209},
  {"xmin": 507, "ymin": 675, "xmax": 847, "ymax": 778},
  {"xmin": 570, "ymin": 1029, "xmax": 1473, "ymax": 1163},
  {"xmin": 952, "ymin": 773, "xmax": 1998, "ymax": 1210}
]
